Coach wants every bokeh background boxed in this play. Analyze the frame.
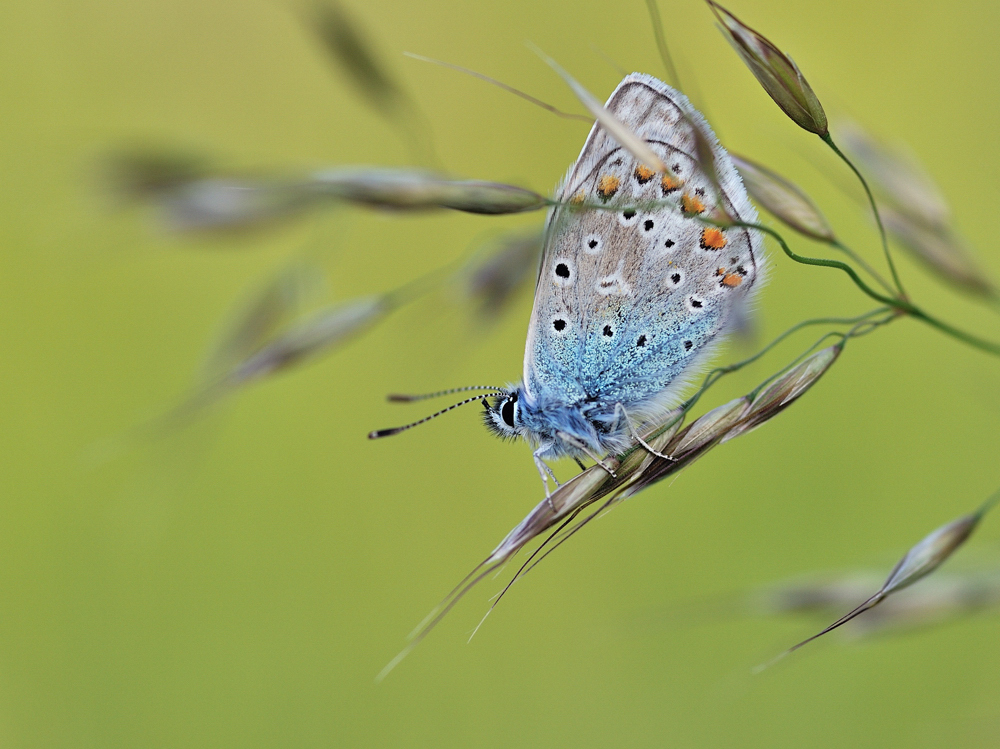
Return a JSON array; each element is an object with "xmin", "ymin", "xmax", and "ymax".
[{"xmin": 3, "ymin": 0, "xmax": 1000, "ymax": 746}]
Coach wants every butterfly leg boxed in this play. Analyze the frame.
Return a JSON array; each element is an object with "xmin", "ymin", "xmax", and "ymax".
[
  {"xmin": 555, "ymin": 431, "xmax": 617, "ymax": 478},
  {"xmin": 533, "ymin": 448, "xmax": 561, "ymax": 501},
  {"xmin": 614, "ymin": 403, "xmax": 676, "ymax": 462}
]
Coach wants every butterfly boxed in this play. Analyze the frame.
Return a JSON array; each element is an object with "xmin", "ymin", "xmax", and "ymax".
[{"xmin": 372, "ymin": 73, "xmax": 764, "ymax": 494}]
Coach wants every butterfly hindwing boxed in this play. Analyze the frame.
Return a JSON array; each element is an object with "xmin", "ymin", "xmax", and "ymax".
[{"xmin": 524, "ymin": 74, "xmax": 763, "ymax": 420}]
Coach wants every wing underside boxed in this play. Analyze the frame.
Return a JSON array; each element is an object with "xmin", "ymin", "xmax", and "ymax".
[{"xmin": 523, "ymin": 73, "xmax": 763, "ymax": 421}]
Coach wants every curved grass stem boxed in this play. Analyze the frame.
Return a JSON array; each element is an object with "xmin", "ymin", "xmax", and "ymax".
[
  {"xmin": 827, "ymin": 238, "xmax": 895, "ymax": 296},
  {"xmin": 684, "ymin": 308, "xmax": 891, "ymax": 413},
  {"xmin": 821, "ymin": 132, "xmax": 906, "ymax": 298},
  {"xmin": 729, "ymin": 221, "xmax": 1000, "ymax": 358}
]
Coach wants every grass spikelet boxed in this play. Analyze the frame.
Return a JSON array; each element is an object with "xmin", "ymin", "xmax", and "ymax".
[
  {"xmin": 311, "ymin": 1, "xmax": 406, "ymax": 121},
  {"xmin": 166, "ymin": 295, "xmax": 391, "ymax": 424},
  {"xmin": 529, "ymin": 45, "xmax": 668, "ymax": 173},
  {"xmin": 731, "ymin": 154, "xmax": 834, "ymax": 241},
  {"xmin": 837, "ymin": 123, "xmax": 997, "ymax": 298},
  {"xmin": 879, "ymin": 207, "xmax": 997, "ymax": 298},
  {"xmin": 381, "ymin": 335, "xmax": 849, "ymax": 677},
  {"xmin": 725, "ymin": 344, "xmax": 841, "ymax": 441},
  {"xmin": 200, "ymin": 264, "xmax": 322, "ymax": 383},
  {"xmin": 838, "ymin": 122, "xmax": 951, "ymax": 230},
  {"xmin": 757, "ymin": 569, "xmax": 1000, "ymax": 638},
  {"xmin": 103, "ymin": 150, "xmax": 316, "ymax": 233},
  {"xmin": 310, "ymin": 168, "xmax": 548, "ymax": 214},
  {"xmin": 706, "ymin": 1, "xmax": 827, "ymax": 136},
  {"xmin": 460, "ymin": 231, "xmax": 544, "ymax": 319},
  {"xmin": 155, "ymin": 176, "xmax": 316, "ymax": 233},
  {"xmin": 757, "ymin": 488, "xmax": 1000, "ymax": 670},
  {"xmin": 310, "ymin": 3, "xmax": 437, "ymax": 164},
  {"xmin": 103, "ymin": 147, "xmax": 208, "ymax": 199},
  {"xmin": 117, "ymin": 161, "xmax": 549, "ymax": 233}
]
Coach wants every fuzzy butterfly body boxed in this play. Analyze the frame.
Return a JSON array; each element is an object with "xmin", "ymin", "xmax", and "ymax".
[{"xmin": 483, "ymin": 73, "xmax": 764, "ymax": 487}]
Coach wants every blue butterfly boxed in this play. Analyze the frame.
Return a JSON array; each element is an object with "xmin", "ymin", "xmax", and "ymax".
[{"xmin": 372, "ymin": 74, "xmax": 763, "ymax": 494}]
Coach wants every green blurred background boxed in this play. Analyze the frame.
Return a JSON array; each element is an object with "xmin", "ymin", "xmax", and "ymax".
[{"xmin": 2, "ymin": 0, "xmax": 999, "ymax": 746}]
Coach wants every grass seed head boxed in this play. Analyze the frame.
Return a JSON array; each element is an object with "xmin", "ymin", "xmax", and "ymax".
[
  {"xmin": 835, "ymin": 122, "xmax": 998, "ymax": 296},
  {"xmin": 201, "ymin": 265, "xmax": 322, "ymax": 382},
  {"xmin": 311, "ymin": 169, "xmax": 547, "ymax": 214},
  {"xmin": 838, "ymin": 122, "xmax": 951, "ymax": 229},
  {"xmin": 880, "ymin": 207, "xmax": 997, "ymax": 298},
  {"xmin": 731, "ymin": 154, "xmax": 835, "ymax": 241},
  {"xmin": 670, "ymin": 397, "xmax": 751, "ymax": 457},
  {"xmin": 227, "ymin": 296, "xmax": 388, "ymax": 384},
  {"xmin": 726, "ymin": 345, "xmax": 840, "ymax": 441},
  {"xmin": 312, "ymin": 1, "xmax": 404, "ymax": 118},
  {"xmin": 532, "ymin": 46, "xmax": 668, "ymax": 174},
  {"xmin": 158, "ymin": 177, "xmax": 316, "ymax": 233},
  {"xmin": 760, "ymin": 490, "xmax": 999, "ymax": 668},
  {"xmin": 463, "ymin": 232, "xmax": 544, "ymax": 318},
  {"xmin": 707, "ymin": 1, "xmax": 828, "ymax": 136},
  {"xmin": 881, "ymin": 510, "xmax": 990, "ymax": 595},
  {"xmin": 757, "ymin": 570, "xmax": 1000, "ymax": 638},
  {"xmin": 171, "ymin": 296, "xmax": 388, "ymax": 422},
  {"xmin": 103, "ymin": 148, "xmax": 208, "ymax": 199}
]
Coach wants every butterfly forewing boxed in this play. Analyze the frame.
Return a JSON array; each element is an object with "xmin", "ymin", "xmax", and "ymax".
[{"xmin": 524, "ymin": 74, "xmax": 763, "ymax": 420}]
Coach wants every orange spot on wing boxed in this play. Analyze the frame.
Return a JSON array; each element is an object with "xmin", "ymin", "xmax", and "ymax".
[
  {"xmin": 570, "ymin": 190, "xmax": 585, "ymax": 205},
  {"xmin": 634, "ymin": 165, "xmax": 655, "ymax": 183},
  {"xmin": 721, "ymin": 273, "xmax": 743, "ymax": 287},
  {"xmin": 700, "ymin": 228, "xmax": 727, "ymax": 250},
  {"xmin": 682, "ymin": 193, "xmax": 706, "ymax": 215},
  {"xmin": 661, "ymin": 174, "xmax": 683, "ymax": 194},
  {"xmin": 597, "ymin": 175, "xmax": 620, "ymax": 201}
]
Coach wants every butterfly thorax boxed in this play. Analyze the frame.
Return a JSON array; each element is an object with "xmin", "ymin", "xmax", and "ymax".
[{"xmin": 483, "ymin": 384, "xmax": 633, "ymax": 460}]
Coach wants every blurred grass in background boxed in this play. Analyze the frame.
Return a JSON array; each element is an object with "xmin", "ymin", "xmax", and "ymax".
[{"xmin": 1, "ymin": 0, "xmax": 999, "ymax": 746}]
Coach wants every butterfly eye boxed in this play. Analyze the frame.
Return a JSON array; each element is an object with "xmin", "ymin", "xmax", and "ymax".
[{"xmin": 500, "ymin": 398, "xmax": 517, "ymax": 428}]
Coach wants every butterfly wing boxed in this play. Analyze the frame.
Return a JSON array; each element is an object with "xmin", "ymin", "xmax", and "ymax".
[{"xmin": 523, "ymin": 73, "xmax": 763, "ymax": 422}]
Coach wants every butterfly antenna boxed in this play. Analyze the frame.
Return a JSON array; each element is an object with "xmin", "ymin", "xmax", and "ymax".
[
  {"xmin": 387, "ymin": 385, "xmax": 505, "ymax": 402},
  {"xmin": 368, "ymin": 393, "xmax": 503, "ymax": 439}
]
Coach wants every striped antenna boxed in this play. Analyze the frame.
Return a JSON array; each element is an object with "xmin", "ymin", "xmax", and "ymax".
[
  {"xmin": 387, "ymin": 385, "xmax": 504, "ymax": 402},
  {"xmin": 368, "ymin": 393, "xmax": 503, "ymax": 439}
]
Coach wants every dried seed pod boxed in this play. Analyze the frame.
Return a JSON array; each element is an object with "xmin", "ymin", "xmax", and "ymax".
[
  {"xmin": 707, "ymin": 1, "xmax": 828, "ymax": 136},
  {"xmin": 731, "ymin": 154, "xmax": 834, "ymax": 241}
]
